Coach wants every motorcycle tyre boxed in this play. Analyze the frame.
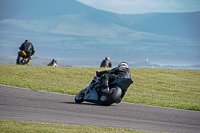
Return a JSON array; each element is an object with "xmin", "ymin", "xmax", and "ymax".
[
  {"xmin": 75, "ymin": 89, "xmax": 85, "ymax": 103},
  {"xmin": 17, "ymin": 57, "xmax": 23, "ymax": 65},
  {"xmin": 99, "ymin": 86, "xmax": 122, "ymax": 106},
  {"xmin": 16, "ymin": 57, "xmax": 20, "ymax": 64}
]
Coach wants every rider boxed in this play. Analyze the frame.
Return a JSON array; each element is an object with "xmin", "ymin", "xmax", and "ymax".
[
  {"xmin": 96, "ymin": 62, "xmax": 131, "ymax": 101},
  {"xmin": 19, "ymin": 40, "xmax": 35, "ymax": 63},
  {"xmin": 47, "ymin": 59, "xmax": 58, "ymax": 67},
  {"xmin": 100, "ymin": 56, "xmax": 112, "ymax": 68}
]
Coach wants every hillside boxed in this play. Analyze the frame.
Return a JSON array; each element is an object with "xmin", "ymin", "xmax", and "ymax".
[
  {"xmin": 0, "ymin": 0, "xmax": 199, "ymax": 66},
  {"xmin": 116, "ymin": 12, "xmax": 200, "ymax": 39}
]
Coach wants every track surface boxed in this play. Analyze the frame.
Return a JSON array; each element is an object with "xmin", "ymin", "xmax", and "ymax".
[{"xmin": 0, "ymin": 84, "xmax": 200, "ymax": 133}]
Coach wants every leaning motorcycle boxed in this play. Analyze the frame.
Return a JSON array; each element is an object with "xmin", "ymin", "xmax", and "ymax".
[
  {"xmin": 75, "ymin": 75, "xmax": 133, "ymax": 106},
  {"xmin": 16, "ymin": 50, "xmax": 30, "ymax": 65}
]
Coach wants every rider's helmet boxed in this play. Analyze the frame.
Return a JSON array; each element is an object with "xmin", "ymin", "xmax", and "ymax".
[
  {"xmin": 118, "ymin": 62, "xmax": 128, "ymax": 68},
  {"xmin": 52, "ymin": 59, "xmax": 57, "ymax": 62},
  {"xmin": 105, "ymin": 56, "xmax": 110, "ymax": 61}
]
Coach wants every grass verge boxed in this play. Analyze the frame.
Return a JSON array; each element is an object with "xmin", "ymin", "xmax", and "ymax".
[{"xmin": 0, "ymin": 120, "xmax": 147, "ymax": 133}]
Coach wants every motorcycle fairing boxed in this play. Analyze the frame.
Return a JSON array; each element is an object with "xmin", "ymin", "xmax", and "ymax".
[
  {"xmin": 83, "ymin": 77, "xmax": 99, "ymax": 101},
  {"xmin": 84, "ymin": 88, "xmax": 98, "ymax": 101}
]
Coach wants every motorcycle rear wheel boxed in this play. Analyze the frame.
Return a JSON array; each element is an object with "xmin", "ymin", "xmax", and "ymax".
[
  {"xmin": 99, "ymin": 86, "xmax": 122, "ymax": 106},
  {"xmin": 16, "ymin": 57, "xmax": 20, "ymax": 64},
  {"xmin": 17, "ymin": 57, "xmax": 23, "ymax": 65}
]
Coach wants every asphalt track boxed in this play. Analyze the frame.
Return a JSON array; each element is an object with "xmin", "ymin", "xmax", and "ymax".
[{"xmin": 0, "ymin": 84, "xmax": 200, "ymax": 133}]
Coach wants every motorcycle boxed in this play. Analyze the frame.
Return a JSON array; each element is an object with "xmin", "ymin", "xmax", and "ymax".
[
  {"xmin": 16, "ymin": 50, "xmax": 31, "ymax": 65},
  {"xmin": 75, "ymin": 75, "xmax": 133, "ymax": 106},
  {"xmin": 47, "ymin": 59, "xmax": 58, "ymax": 67}
]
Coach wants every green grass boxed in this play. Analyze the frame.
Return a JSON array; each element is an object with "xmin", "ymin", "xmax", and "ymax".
[
  {"xmin": 0, "ymin": 64, "xmax": 200, "ymax": 111},
  {"xmin": 1, "ymin": 64, "xmax": 199, "ymax": 133},
  {"xmin": 0, "ymin": 120, "xmax": 146, "ymax": 133}
]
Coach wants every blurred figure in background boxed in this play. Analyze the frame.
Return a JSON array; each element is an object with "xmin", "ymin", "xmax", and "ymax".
[
  {"xmin": 100, "ymin": 56, "xmax": 112, "ymax": 68},
  {"xmin": 47, "ymin": 59, "xmax": 58, "ymax": 67}
]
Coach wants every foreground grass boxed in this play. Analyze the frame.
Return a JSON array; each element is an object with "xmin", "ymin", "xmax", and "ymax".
[
  {"xmin": 0, "ymin": 64, "xmax": 200, "ymax": 111},
  {"xmin": 0, "ymin": 120, "xmax": 147, "ymax": 133}
]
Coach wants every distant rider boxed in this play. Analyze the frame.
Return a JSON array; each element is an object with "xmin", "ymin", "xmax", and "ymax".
[
  {"xmin": 19, "ymin": 40, "xmax": 35, "ymax": 63},
  {"xmin": 96, "ymin": 62, "xmax": 131, "ymax": 101},
  {"xmin": 100, "ymin": 56, "xmax": 112, "ymax": 68},
  {"xmin": 47, "ymin": 59, "xmax": 58, "ymax": 67}
]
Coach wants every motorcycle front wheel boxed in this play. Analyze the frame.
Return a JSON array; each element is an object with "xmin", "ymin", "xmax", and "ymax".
[
  {"xmin": 99, "ymin": 86, "xmax": 122, "ymax": 106},
  {"xmin": 75, "ymin": 89, "xmax": 86, "ymax": 103}
]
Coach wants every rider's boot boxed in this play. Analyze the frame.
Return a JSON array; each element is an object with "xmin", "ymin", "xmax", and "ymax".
[
  {"xmin": 99, "ymin": 73, "xmax": 110, "ymax": 94},
  {"xmin": 101, "ymin": 80, "xmax": 110, "ymax": 94},
  {"xmin": 27, "ymin": 56, "xmax": 32, "ymax": 64}
]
